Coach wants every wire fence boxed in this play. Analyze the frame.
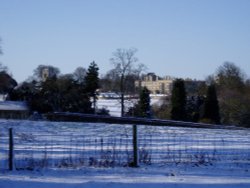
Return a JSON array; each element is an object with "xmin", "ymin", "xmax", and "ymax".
[{"xmin": 0, "ymin": 120, "xmax": 250, "ymax": 171}]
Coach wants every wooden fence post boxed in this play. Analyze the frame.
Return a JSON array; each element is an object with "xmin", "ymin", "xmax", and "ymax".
[
  {"xmin": 132, "ymin": 124, "xmax": 139, "ymax": 167},
  {"xmin": 9, "ymin": 128, "xmax": 14, "ymax": 171}
]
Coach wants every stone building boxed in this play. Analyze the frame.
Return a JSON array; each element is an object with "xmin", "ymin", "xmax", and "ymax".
[
  {"xmin": 135, "ymin": 73, "xmax": 174, "ymax": 95},
  {"xmin": 135, "ymin": 73, "xmax": 206, "ymax": 96},
  {"xmin": 41, "ymin": 67, "xmax": 58, "ymax": 82},
  {"xmin": 42, "ymin": 68, "xmax": 52, "ymax": 82}
]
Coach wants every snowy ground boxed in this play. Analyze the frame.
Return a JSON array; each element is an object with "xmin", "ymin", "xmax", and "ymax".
[
  {"xmin": 0, "ymin": 165, "xmax": 250, "ymax": 188},
  {"xmin": 0, "ymin": 119, "xmax": 250, "ymax": 187}
]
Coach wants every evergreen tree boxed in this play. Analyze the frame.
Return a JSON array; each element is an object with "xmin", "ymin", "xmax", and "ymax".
[
  {"xmin": 0, "ymin": 71, "xmax": 17, "ymax": 94},
  {"xmin": 170, "ymin": 79, "xmax": 187, "ymax": 121},
  {"xmin": 10, "ymin": 74, "xmax": 93, "ymax": 114},
  {"xmin": 84, "ymin": 61, "xmax": 99, "ymax": 113},
  {"xmin": 125, "ymin": 86, "xmax": 151, "ymax": 118},
  {"xmin": 138, "ymin": 87, "xmax": 151, "ymax": 118},
  {"xmin": 201, "ymin": 84, "xmax": 220, "ymax": 124}
]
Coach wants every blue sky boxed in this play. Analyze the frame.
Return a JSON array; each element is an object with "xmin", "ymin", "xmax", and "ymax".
[{"xmin": 1, "ymin": 0, "xmax": 250, "ymax": 83}]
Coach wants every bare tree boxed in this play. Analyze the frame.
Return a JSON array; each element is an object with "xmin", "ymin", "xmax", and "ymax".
[
  {"xmin": 73, "ymin": 67, "xmax": 87, "ymax": 84},
  {"xmin": 110, "ymin": 48, "xmax": 140, "ymax": 116},
  {"xmin": 212, "ymin": 62, "xmax": 250, "ymax": 126}
]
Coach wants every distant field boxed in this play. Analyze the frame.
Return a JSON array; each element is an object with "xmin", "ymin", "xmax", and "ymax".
[{"xmin": 97, "ymin": 98, "xmax": 162, "ymax": 116}]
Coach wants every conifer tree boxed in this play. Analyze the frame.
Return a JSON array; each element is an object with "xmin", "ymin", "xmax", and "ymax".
[
  {"xmin": 138, "ymin": 87, "xmax": 151, "ymax": 118},
  {"xmin": 202, "ymin": 84, "xmax": 220, "ymax": 124},
  {"xmin": 170, "ymin": 79, "xmax": 187, "ymax": 121},
  {"xmin": 84, "ymin": 61, "xmax": 99, "ymax": 114}
]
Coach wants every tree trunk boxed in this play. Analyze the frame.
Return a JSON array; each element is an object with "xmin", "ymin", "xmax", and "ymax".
[
  {"xmin": 93, "ymin": 94, "xmax": 97, "ymax": 114},
  {"xmin": 121, "ymin": 74, "xmax": 124, "ymax": 117}
]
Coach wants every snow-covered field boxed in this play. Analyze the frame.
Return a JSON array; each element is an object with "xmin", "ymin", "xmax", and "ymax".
[
  {"xmin": 0, "ymin": 119, "xmax": 250, "ymax": 188},
  {"xmin": 97, "ymin": 98, "xmax": 162, "ymax": 116},
  {"xmin": 97, "ymin": 98, "xmax": 136, "ymax": 116}
]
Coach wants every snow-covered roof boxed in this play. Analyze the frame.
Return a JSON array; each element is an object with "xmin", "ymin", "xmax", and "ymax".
[{"xmin": 0, "ymin": 101, "xmax": 29, "ymax": 111}]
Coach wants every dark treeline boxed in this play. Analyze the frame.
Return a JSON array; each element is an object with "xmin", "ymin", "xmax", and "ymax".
[
  {"xmin": 151, "ymin": 62, "xmax": 250, "ymax": 127},
  {"xmin": 0, "ymin": 44, "xmax": 250, "ymax": 127},
  {"xmin": 9, "ymin": 62, "xmax": 99, "ymax": 115}
]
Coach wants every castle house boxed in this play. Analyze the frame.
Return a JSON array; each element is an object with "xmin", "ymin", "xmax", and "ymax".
[{"xmin": 135, "ymin": 73, "xmax": 173, "ymax": 95}]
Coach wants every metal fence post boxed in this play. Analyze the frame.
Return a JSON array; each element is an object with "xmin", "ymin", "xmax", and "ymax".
[
  {"xmin": 9, "ymin": 128, "xmax": 14, "ymax": 171},
  {"xmin": 132, "ymin": 124, "xmax": 139, "ymax": 167}
]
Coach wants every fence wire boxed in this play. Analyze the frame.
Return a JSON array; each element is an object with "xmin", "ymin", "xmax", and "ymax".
[{"xmin": 0, "ymin": 120, "xmax": 250, "ymax": 170}]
